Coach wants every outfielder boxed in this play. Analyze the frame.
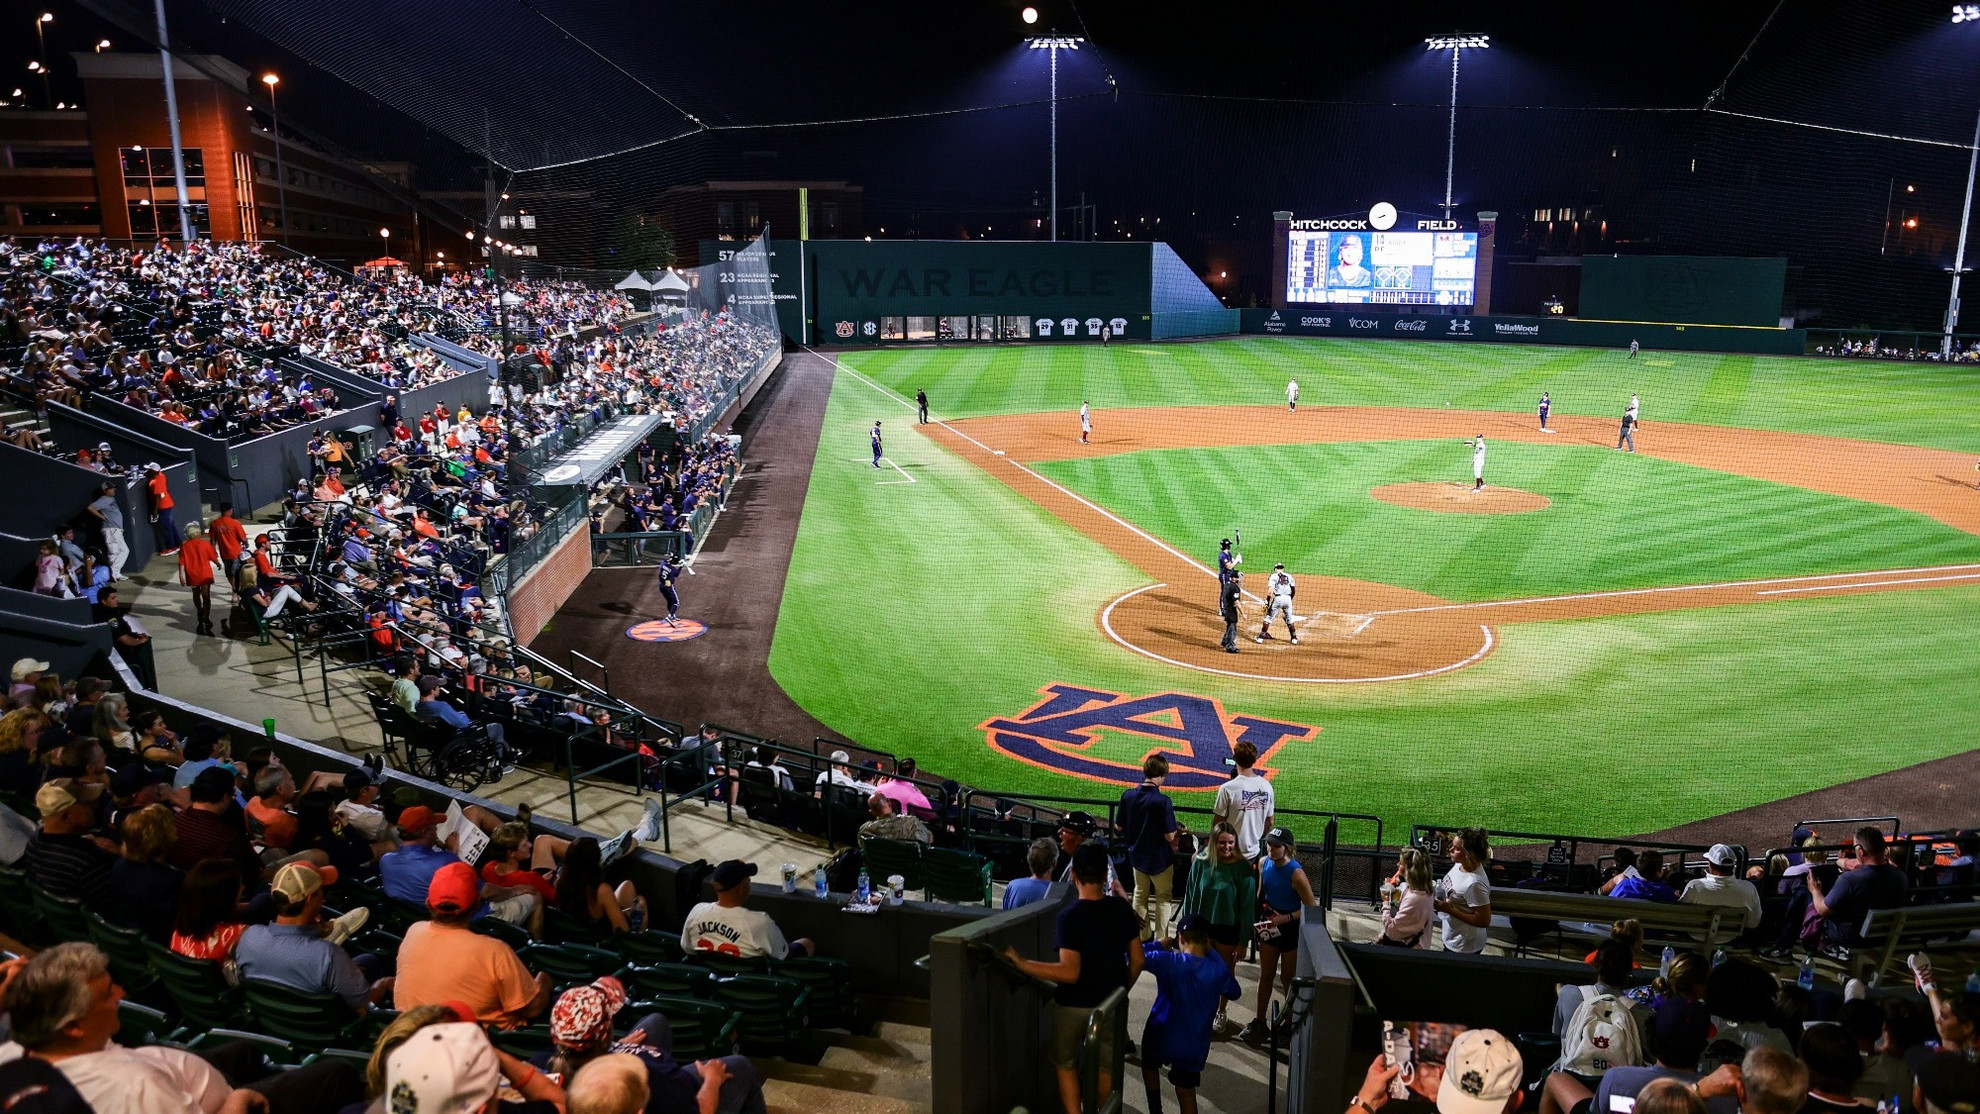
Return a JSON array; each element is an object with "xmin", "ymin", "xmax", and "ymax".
[
  {"xmin": 1469, "ymin": 434, "xmax": 1487, "ymax": 491},
  {"xmin": 1286, "ymin": 379, "xmax": 1299, "ymax": 412},
  {"xmin": 871, "ymin": 421, "xmax": 883, "ymax": 467},
  {"xmin": 1257, "ymin": 563, "xmax": 1298, "ymax": 644},
  {"xmin": 1080, "ymin": 400, "xmax": 1092, "ymax": 444},
  {"xmin": 1538, "ymin": 391, "xmax": 1553, "ymax": 433}
]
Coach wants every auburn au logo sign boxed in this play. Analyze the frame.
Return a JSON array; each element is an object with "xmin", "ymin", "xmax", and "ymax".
[{"xmin": 979, "ymin": 684, "xmax": 1319, "ymax": 791}]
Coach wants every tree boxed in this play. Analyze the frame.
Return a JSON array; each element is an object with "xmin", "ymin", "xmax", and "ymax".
[{"xmin": 610, "ymin": 212, "xmax": 675, "ymax": 272}]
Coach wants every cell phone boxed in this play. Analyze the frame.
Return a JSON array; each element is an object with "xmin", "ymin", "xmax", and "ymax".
[{"xmin": 1610, "ymin": 1099, "xmax": 1636, "ymax": 1114}]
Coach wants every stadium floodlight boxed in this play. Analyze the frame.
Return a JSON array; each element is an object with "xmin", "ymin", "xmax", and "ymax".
[
  {"xmin": 32, "ymin": 13, "xmax": 51, "ymax": 110},
  {"xmin": 262, "ymin": 74, "xmax": 289, "ymax": 247},
  {"xmin": 1424, "ymin": 33, "xmax": 1489, "ymax": 220},
  {"xmin": 1025, "ymin": 34, "xmax": 1083, "ymax": 241},
  {"xmin": 1022, "ymin": 6, "xmax": 1039, "ymax": 23},
  {"xmin": 1956, "ymin": 5, "xmax": 1980, "ymax": 22},
  {"xmin": 1946, "ymin": 15, "xmax": 1980, "ymax": 358}
]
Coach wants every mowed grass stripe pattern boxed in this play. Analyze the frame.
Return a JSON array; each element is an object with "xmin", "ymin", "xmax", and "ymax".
[
  {"xmin": 1031, "ymin": 442, "xmax": 1980, "ymax": 600},
  {"xmin": 845, "ymin": 338, "xmax": 1980, "ymax": 453}
]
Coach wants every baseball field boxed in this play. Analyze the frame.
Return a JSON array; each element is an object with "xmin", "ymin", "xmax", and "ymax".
[{"xmin": 764, "ymin": 337, "xmax": 1980, "ymax": 838}]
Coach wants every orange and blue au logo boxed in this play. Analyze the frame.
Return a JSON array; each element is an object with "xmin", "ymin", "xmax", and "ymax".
[
  {"xmin": 626, "ymin": 619, "xmax": 708, "ymax": 642},
  {"xmin": 979, "ymin": 684, "xmax": 1319, "ymax": 791}
]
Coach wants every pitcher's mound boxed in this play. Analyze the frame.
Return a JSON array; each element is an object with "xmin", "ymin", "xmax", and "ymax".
[{"xmin": 1371, "ymin": 482, "xmax": 1551, "ymax": 514}]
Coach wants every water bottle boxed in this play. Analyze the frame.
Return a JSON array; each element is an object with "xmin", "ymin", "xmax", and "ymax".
[
  {"xmin": 1967, "ymin": 969, "xmax": 1980, "ymax": 994},
  {"xmin": 857, "ymin": 868, "xmax": 871, "ymax": 904},
  {"xmin": 1660, "ymin": 946, "xmax": 1675, "ymax": 980},
  {"xmin": 1798, "ymin": 954, "xmax": 1816, "ymax": 991},
  {"xmin": 1712, "ymin": 947, "xmax": 1727, "ymax": 969},
  {"xmin": 1107, "ymin": 859, "xmax": 1118, "ymax": 896},
  {"xmin": 813, "ymin": 865, "xmax": 828, "ymax": 900}
]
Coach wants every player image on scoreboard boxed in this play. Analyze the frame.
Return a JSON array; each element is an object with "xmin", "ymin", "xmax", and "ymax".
[{"xmin": 1286, "ymin": 228, "xmax": 1479, "ymax": 307}]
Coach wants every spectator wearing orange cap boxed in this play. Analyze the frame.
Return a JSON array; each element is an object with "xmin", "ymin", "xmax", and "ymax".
[{"xmin": 393, "ymin": 861, "xmax": 552, "ymax": 1029}]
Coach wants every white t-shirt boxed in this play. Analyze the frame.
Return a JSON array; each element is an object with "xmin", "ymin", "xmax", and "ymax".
[
  {"xmin": 680, "ymin": 900, "xmax": 791, "ymax": 959},
  {"xmin": 1438, "ymin": 864, "xmax": 1492, "ymax": 954},
  {"xmin": 1212, "ymin": 773, "xmax": 1275, "ymax": 858},
  {"xmin": 57, "ymin": 1045, "xmax": 232, "ymax": 1114},
  {"xmin": 1678, "ymin": 872, "xmax": 1763, "ymax": 931}
]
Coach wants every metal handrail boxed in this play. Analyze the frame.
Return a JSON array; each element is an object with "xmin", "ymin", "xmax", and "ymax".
[{"xmin": 1077, "ymin": 986, "xmax": 1129, "ymax": 1114}]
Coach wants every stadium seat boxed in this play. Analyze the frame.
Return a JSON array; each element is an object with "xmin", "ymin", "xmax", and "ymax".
[
  {"xmin": 86, "ymin": 912, "xmax": 161, "ymax": 998},
  {"xmin": 519, "ymin": 942, "xmax": 625, "ymax": 983},
  {"xmin": 621, "ymin": 962, "xmax": 716, "ymax": 1000},
  {"xmin": 771, "ymin": 956, "xmax": 858, "ymax": 1031},
  {"xmin": 30, "ymin": 887, "xmax": 94, "ymax": 944},
  {"xmin": 859, "ymin": 837, "xmax": 925, "ymax": 892},
  {"xmin": 685, "ymin": 950, "xmax": 770, "ymax": 978},
  {"xmin": 922, "ymin": 847, "xmax": 993, "ymax": 906},
  {"xmin": 115, "ymin": 1000, "xmax": 184, "ymax": 1047},
  {"xmin": 489, "ymin": 1026, "xmax": 556, "ymax": 1057},
  {"xmin": 240, "ymin": 978, "xmax": 369, "ymax": 1050},
  {"xmin": 604, "ymin": 930, "xmax": 683, "ymax": 966},
  {"xmin": 145, "ymin": 940, "xmax": 248, "ymax": 1030},
  {"xmin": 0, "ymin": 867, "xmax": 47, "ymax": 945},
  {"xmin": 544, "ymin": 905, "xmax": 611, "ymax": 946},
  {"xmin": 473, "ymin": 915, "xmax": 534, "ymax": 951},
  {"xmin": 622, "ymin": 996, "xmax": 740, "ymax": 1059},
  {"xmin": 709, "ymin": 974, "xmax": 813, "ymax": 1059}
]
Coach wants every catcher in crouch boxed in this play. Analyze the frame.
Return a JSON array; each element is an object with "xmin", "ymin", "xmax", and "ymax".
[{"xmin": 1257, "ymin": 563, "xmax": 1298, "ymax": 644}]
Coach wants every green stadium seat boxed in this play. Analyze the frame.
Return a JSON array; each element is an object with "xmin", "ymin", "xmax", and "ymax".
[
  {"xmin": 473, "ymin": 915, "xmax": 533, "ymax": 951},
  {"xmin": 709, "ymin": 974, "xmax": 813, "ymax": 1059},
  {"xmin": 144, "ymin": 939, "xmax": 248, "ymax": 1030},
  {"xmin": 86, "ymin": 912, "xmax": 162, "ymax": 1001},
  {"xmin": 621, "ymin": 997, "xmax": 739, "ymax": 1059},
  {"xmin": 115, "ymin": 1000, "xmax": 183, "ymax": 1047},
  {"xmin": 29, "ymin": 886, "xmax": 93, "ymax": 943},
  {"xmin": 0, "ymin": 866, "xmax": 49, "ymax": 945},
  {"xmin": 240, "ymin": 978, "xmax": 369, "ymax": 1051},
  {"xmin": 621, "ymin": 962, "xmax": 716, "ymax": 1000},
  {"xmin": 859, "ymin": 837, "xmax": 925, "ymax": 892},
  {"xmin": 544, "ymin": 905, "xmax": 611, "ymax": 946},
  {"xmin": 605, "ymin": 930, "xmax": 683, "ymax": 966},
  {"xmin": 518, "ymin": 942, "xmax": 624, "ymax": 983},
  {"xmin": 188, "ymin": 1028, "xmax": 305, "ymax": 1071},
  {"xmin": 489, "ymin": 1025, "xmax": 556, "ymax": 1057},
  {"xmin": 771, "ymin": 955, "xmax": 858, "ymax": 1031},
  {"xmin": 922, "ymin": 847, "xmax": 993, "ymax": 906},
  {"xmin": 684, "ymin": 950, "xmax": 769, "ymax": 978}
]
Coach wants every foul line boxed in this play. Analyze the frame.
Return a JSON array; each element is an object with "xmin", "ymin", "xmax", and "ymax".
[
  {"xmin": 1367, "ymin": 562, "xmax": 1980, "ymax": 617},
  {"xmin": 823, "ymin": 349, "xmax": 1264, "ymax": 601},
  {"xmin": 1755, "ymin": 571, "xmax": 1980, "ymax": 596},
  {"xmin": 877, "ymin": 456, "xmax": 917, "ymax": 485},
  {"xmin": 1100, "ymin": 583, "xmax": 1496, "ymax": 684}
]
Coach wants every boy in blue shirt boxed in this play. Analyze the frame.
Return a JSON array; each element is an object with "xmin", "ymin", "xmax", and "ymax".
[{"xmin": 1141, "ymin": 913, "xmax": 1238, "ymax": 1114}]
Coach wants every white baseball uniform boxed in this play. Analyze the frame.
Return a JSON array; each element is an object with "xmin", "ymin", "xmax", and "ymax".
[
  {"xmin": 1263, "ymin": 569, "xmax": 1297, "ymax": 640},
  {"xmin": 1472, "ymin": 437, "xmax": 1487, "ymax": 482},
  {"xmin": 1286, "ymin": 380, "xmax": 1299, "ymax": 411},
  {"xmin": 1080, "ymin": 403, "xmax": 1091, "ymax": 433}
]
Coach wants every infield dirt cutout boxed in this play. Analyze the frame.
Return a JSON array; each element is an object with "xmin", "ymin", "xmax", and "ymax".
[
  {"xmin": 908, "ymin": 402, "xmax": 1980, "ymax": 684},
  {"xmin": 1370, "ymin": 482, "xmax": 1552, "ymax": 514}
]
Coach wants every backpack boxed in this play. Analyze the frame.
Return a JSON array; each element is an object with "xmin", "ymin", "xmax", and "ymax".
[{"xmin": 1555, "ymin": 984, "xmax": 1643, "ymax": 1077}]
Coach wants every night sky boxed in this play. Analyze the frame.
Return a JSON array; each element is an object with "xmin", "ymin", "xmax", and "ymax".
[{"xmin": 16, "ymin": 0, "xmax": 1980, "ymax": 326}]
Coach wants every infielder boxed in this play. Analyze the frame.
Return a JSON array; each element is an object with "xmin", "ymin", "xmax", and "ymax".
[
  {"xmin": 1286, "ymin": 379, "xmax": 1300, "ymax": 412},
  {"xmin": 1538, "ymin": 391, "xmax": 1553, "ymax": 432},
  {"xmin": 1469, "ymin": 434, "xmax": 1487, "ymax": 491},
  {"xmin": 1618, "ymin": 394, "xmax": 1640, "ymax": 452},
  {"xmin": 1257, "ymin": 563, "xmax": 1298, "ymax": 644},
  {"xmin": 1080, "ymin": 401, "xmax": 1091, "ymax": 444},
  {"xmin": 871, "ymin": 421, "xmax": 883, "ymax": 467}
]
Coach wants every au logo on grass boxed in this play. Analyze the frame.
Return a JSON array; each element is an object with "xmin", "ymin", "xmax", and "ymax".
[{"xmin": 980, "ymin": 684, "xmax": 1318, "ymax": 790}]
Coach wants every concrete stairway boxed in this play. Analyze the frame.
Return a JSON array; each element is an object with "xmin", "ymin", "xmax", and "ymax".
[
  {"xmin": 759, "ymin": 1018, "xmax": 932, "ymax": 1114},
  {"xmin": 1, "ymin": 400, "xmax": 50, "ymax": 445}
]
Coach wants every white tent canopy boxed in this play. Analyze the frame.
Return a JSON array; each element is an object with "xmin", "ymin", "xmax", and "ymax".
[
  {"xmin": 651, "ymin": 269, "xmax": 690, "ymax": 292},
  {"xmin": 613, "ymin": 270, "xmax": 653, "ymax": 291}
]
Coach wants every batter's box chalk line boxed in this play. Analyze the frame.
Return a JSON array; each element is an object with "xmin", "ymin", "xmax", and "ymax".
[{"xmin": 1297, "ymin": 611, "xmax": 1376, "ymax": 638}]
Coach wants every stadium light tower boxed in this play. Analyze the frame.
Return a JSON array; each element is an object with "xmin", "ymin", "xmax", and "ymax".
[
  {"xmin": 262, "ymin": 74, "xmax": 288, "ymax": 247},
  {"xmin": 1424, "ymin": 33, "xmax": 1489, "ymax": 221},
  {"xmin": 1945, "ymin": 6, "xmax": 1980, "ymax": 359},
  {"xmin": 1026, "ymin": 32, "xmax": 1082, "ymax": 241}
]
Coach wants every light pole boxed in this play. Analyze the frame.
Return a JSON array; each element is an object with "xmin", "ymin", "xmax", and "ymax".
[
  {"xmin": 1424, "ymin": 33, "xmax": 1489, "ymax": 221},
  {"xmin": 1026, "ymin": 33, "xmax": 1082, "ymax": 242},
  {"xmin": 1945, "ymin": 6, "xmax": 1980, "ymax": 358},
  {"xmin": 262, "ymin": 73, "xmax": 288, "ymax": 247},
  {"xmin": 34, "ymin": 13, "xmax": 52, "ymax": 109}
]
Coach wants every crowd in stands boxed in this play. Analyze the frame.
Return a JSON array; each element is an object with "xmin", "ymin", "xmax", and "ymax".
[{"xmin": 1813, "ymin": 337, "xmax": 1980, "ymax": 361}]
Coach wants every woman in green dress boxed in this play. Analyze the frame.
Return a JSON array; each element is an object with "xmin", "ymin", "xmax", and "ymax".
[{"xmin": 1181, "ymin": 820, "xmax": 1257, "ymax": 1030}]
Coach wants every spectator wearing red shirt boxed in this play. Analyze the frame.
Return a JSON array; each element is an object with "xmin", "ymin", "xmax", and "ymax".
[
  {"xmin": 144, "ymin": 463, "xmax": 178, "ymax": 556},
  {"xmin": 481, "ymin": 821, "xmax": 565, "ymax": 904},
  {"xmin": 208, "ymin": 503, "xmax": 248, "ymax": 587},
  {"xmin": 177, "ymin": 522, "xmax": 223, "ymax": 636}
]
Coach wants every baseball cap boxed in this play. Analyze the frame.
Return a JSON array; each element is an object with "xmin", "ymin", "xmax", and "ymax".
[
  {"xmin": 1916, "ymin": 1049, "xmax": 1980, "ymax": 1114},
  {"xmin": 397, "ymin": 804, "xmax": 439, "ymax": 836},
  {"xmin": 1175, "ymin": 912, "xmax": 1211, "ymax": 936},
  {"xmin": 1274, "ymin": 562, "xmax": 1285, "ymax": 569},
  {"xmin": 144, "ymin": 462, "xmax": 161, "ymax": 473},
  {"xmin": 710, "ymin": 859, "xmax": 757, "ymax": 891},
  {"xmin": 1705, "ymin": 844, "xmax": 1738, "ymax": 868},
  {"xmin": 549, "ymin": 976, "xmax": 630, "ymax": 1049},
  {"xmin": 10, "ymin": 657, "xmax": 49, "ymax": 682},
  {"xmin": 1435, "ymin": 1029, "xmax": 1523, "ymax": 1114},
  {"xmin": 271, "ymin": 861, "xmax": 338, "ymax": 903},
  {"xmin": 35, "ymin": 779, "xmax": 103, "ymax": 819},
  {"xmin": 1058, "ymin": 810, "xmax": 1097, "ymax": 837},
  {"xmin": 96, "ymin": 442, "xmax": 111, "ymax": 452},
  {"xmin": 426, "ymin": 860, "xmax": 481, "ymax": 912},
  {"xmin": 1264, "ymin": 827, "xmax": 1296, "ymax": 850},
  {"xmin": 385, "ymin": 1023, "xmax": 501, "ymax": 1114}
]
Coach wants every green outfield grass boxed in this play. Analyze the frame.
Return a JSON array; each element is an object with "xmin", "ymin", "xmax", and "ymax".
[
  {"xmin": 769, "ymin": 341, "xmax": 1980, "ymax": 836},
  {"xmin": 842, "ymin": 338, "xmax": 1980, "ymax": 453},
  {"xmin": 1031, "ymin": 441, "xmax": 1980, "ymax": 601}
]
